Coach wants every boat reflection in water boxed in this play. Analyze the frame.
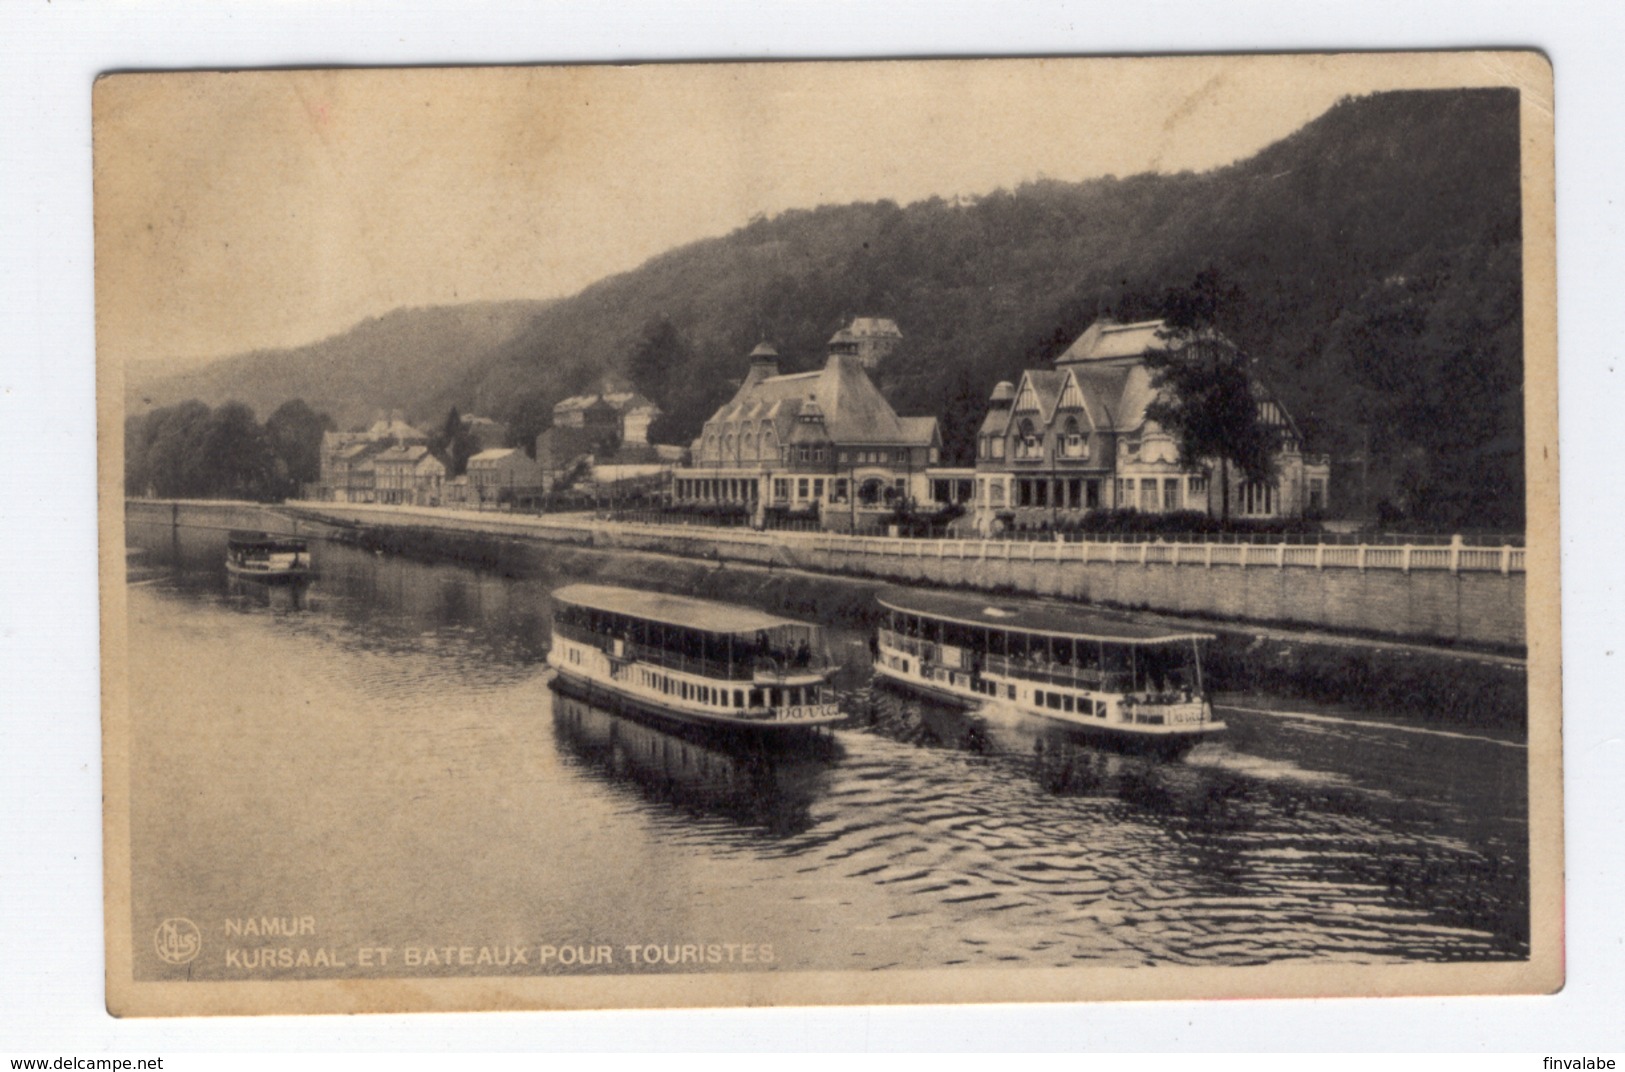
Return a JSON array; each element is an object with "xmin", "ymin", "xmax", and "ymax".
[
  {"xmin": 226, "ymin": 570, "xmax": 312, "ymax": 611},
  {"xmin": 861, "ymin": 677, "xmax": 1224, "ymax": 799},
  {"xmin": 550, "ymin": 689, "xmax": 840, "ymax": 837}
]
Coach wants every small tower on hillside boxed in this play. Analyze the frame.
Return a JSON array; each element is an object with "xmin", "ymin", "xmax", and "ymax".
[{"xmin": 828, "ymin": 317, "xmax": 902, "ymax": 373}]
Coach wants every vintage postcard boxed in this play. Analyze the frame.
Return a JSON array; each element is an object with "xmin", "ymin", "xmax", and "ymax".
[{"xmin": 99, "ymin": 52, "xmax": 1560, "ymax": 1016}]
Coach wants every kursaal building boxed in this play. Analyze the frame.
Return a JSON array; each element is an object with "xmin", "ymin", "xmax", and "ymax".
[
  {"xmin": 676, "ymin": 318, "xmax": 942, "ymax": 532},
  {"xmin": 969, "ymin": 319, "xmax": 1331, "ymax": 536}
]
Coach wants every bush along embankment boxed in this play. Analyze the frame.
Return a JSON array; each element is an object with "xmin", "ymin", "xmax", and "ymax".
[{"xmin": 319, "ymin": 516, "xmax": 1526, "ymax": 738}]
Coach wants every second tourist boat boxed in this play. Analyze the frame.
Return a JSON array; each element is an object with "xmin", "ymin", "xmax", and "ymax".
[
  {"xmin": 872, "ymin": 587, "xmax": 1226, "ymax": 755},
  {"xmin": 546, "ymin": 583, "xmax": 845, "ymax": 731}
]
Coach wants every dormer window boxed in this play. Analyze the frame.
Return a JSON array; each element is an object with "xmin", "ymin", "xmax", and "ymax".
[
  {"xmin": 1016, "ymin": 418, "xmax": 1041, "ymax": 460},
  {"xmin": 1061, "ymin": 416, "xmax": 1088, "ymax": 459}
]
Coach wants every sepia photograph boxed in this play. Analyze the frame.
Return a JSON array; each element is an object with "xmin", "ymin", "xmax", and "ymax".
[{"xmin": 96, "ymin": 52, "xmax": 1559, "ymax": 1017}]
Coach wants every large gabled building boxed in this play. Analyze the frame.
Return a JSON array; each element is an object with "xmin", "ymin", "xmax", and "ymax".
[
  {"xmin": 675, "ymin": 320, "xmax": 940, "ymax": 531},
  {"xmin": 970, "ymin": 318, "xmax": 1329, "ymax": 533}
]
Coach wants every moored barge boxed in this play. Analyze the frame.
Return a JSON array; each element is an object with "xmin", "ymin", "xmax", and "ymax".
[{"xmin": 225, "ymin": 531, "xmax": 311, "ymax": 584}]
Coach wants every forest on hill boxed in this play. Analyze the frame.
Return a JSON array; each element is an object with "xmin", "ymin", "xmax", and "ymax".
[
  {"xmin": 136, "ymin": 88, "xmax": 1524, "ymax": 529},
  {"xmin": 126, "ymin": 300, "xmax": 554, "ymax": 432}
]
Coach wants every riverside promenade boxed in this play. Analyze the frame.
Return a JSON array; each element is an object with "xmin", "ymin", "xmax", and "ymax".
[{"xmin": 279, "ymin": 501, "xmax": 1526, "ymax": 649}]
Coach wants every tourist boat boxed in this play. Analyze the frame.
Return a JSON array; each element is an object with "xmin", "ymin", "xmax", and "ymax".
[
  {"xmin": 872, "ymin": 588, "xmax": 1225, "ymax": 754},
  {"xmin": 546, "ymin": 584, "xmax": 845, "ymax": 731},
  {"xmin": 225, "ymin": 531, "xmax": 311, "ymax": 583}
]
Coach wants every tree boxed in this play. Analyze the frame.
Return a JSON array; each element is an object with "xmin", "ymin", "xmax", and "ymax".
[
  {"xmin": 139, "ymin": 400, "xmax": 212, "ymax": 498},
  {"xmin": 498, "ymin": 394, "xmax": 552, "ymax": 460},
  {"xmin": 264, "ymin": 398, "xmax": 336, "ymax": 497},
  {"xmin": 197, "ymin": 402, "xmax": 280, "ymax": 501},
  {"xmin": 627, "ymin": 316, "xmax": 695, "ymax": 408},
  {"xmin": 430, "ymin": 406, "xmax": 480, "ymax": 476},
  {"xmin": 1143, "ymin": 271, "xmax": 1277, "ymax": 522}
]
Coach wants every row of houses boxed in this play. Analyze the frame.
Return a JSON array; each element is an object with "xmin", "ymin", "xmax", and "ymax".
[
  {"xmin": 313, "ymin": 391, "xmax": 678, "ymax": 507},
  {"xmin": 312, "ymin": 315, "xmax": 1329, "ymax": 534},
  {"xmin": 673, "ymin": 317, "xmax": 1329, "ymax": 535},
  {"xmin": 314, "ymin": 412, "xmax": 549, "ymax": 507}
]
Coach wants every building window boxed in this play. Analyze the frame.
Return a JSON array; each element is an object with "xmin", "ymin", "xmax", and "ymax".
[
  {"xmin": 929, "ymin": 447, "xmax": 940, "ymax": 464},
  {"xmin": 813, "ymin": 478, "xmax": 825, "ymax": 499},
  {"xmin": 1061, "ymin": 417, "xmax": 1088, "ymax": 459},
  {"xmin": 1016, "ymin": 418, "xmax": 1041, "ymax": 460},
  {"xmin": 1308, "ymin": 478, "xmax": 1326, "ymax": 512},
  {"xmin": 773, "ymin": 478, "xmax": 790, "ymax": 501},
  {"xmin": 797, "ymin": 477, "xmax": 809, "ymax": 499},
  {"xmin": 831, "ymin": 478, "xmax": 849, "ymax": 503},
  {"xmin": 1241, "ymin": 480, "xmax": 1277, "ymax": 516},
  {"xmin": 742, "ymin": 433, "xmax": 755, "ymax": 456},
  {"xmin": 1140, "ymin": 479, "xmax": 1157, "ymax": 512},
  {"xmin": 991, "ymin": 437, "xmax": 1005, "ymax": 460},
  {"xmin": 1086, "ymin": 480, "xmax": 1101, "ymax": 509},
  {"xmin": 1163, "ymin": 478, "xmax": 1181, "ymax": 511},
  {"xmin": 990, "ymin": 482, "xmax": 1006, "ymax": 507}
]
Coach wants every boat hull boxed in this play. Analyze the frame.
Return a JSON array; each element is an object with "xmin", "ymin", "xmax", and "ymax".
[
  {"xmin": 225, "ymin": 562, "xmax": 311, "ymax": 585},
  {"xmin": 548, "ymin": 659, "xmax": 845, "ymax": 734}
]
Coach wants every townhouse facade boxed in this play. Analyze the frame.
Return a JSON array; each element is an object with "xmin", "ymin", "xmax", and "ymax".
[{"xmin": 467, "ymin": 447, "xmax": 547, "ymax": 506}]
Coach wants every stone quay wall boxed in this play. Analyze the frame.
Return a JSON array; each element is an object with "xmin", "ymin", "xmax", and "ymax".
[{"xmin": 265, "ymin": 502, "xmax": 1525, "ymax": 649}]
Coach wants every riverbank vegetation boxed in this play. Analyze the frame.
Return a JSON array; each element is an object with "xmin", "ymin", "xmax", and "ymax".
[{"xmin": 125, "ymin": 398, "xmax": 334, "ymax": 501}]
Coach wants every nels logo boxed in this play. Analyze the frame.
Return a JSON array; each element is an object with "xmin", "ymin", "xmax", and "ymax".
[{"xmin": 155, "ymin": 917, "xmax": 201, "ymax": 965}]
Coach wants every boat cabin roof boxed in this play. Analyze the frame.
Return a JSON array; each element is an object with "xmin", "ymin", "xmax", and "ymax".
[
  {"xmin": 878, "ymin": 588, "xmax": 1215, "ymax": 645},
  {"xmin": 227, "ymin": 530, "xmax": 306, "ymax": 551},
  {"xmin": 552, "ymin": 584, "xmax": 816, "ymax": 637}
]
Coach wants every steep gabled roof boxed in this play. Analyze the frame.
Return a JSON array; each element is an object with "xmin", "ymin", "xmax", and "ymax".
[
  {"xmin": 1055, "ymin": 318, "xmax": 1170, "ymax": 365},
  {"xmin": 467, "ymin": 447, "xmax": 520, "ymax": 467},
  {"xmin": 1012, "ymin": 370, "xmax": 1065, "ymax": 425},
  {"xmin": 896, "ymin": 416, "xmax": 940, "ymax": 448},
  {"xmin": 978, "ymin": 407, "xmax": 1013, "ymax": 438},
  {"xmin": 373, "ymin": 444, "xmax": 431, "ymax": 466},
  {"xmin": 709, "ymin": 354, "xmax": 924, "ymax": 446}
]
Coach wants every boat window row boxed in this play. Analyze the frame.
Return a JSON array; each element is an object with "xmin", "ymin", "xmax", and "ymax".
[{"xmin": 627, "ymin": 663, "xmax": 825, "ymax": 710}]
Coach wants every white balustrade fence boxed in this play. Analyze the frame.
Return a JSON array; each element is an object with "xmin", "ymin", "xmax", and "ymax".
[{"xmin": 281, "ymin": 502, "xmax": 1525, "ymax": 576}]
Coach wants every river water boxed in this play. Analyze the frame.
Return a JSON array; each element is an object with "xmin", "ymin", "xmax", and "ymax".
[{"xmin": 123, "ymin": 518, "xmax": 1529, "ymax": 981}]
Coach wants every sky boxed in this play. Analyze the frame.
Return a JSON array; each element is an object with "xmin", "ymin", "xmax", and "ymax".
[{"xmin": 94, "ymin": 53, "xmax": 1537, "ymax": 371}]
